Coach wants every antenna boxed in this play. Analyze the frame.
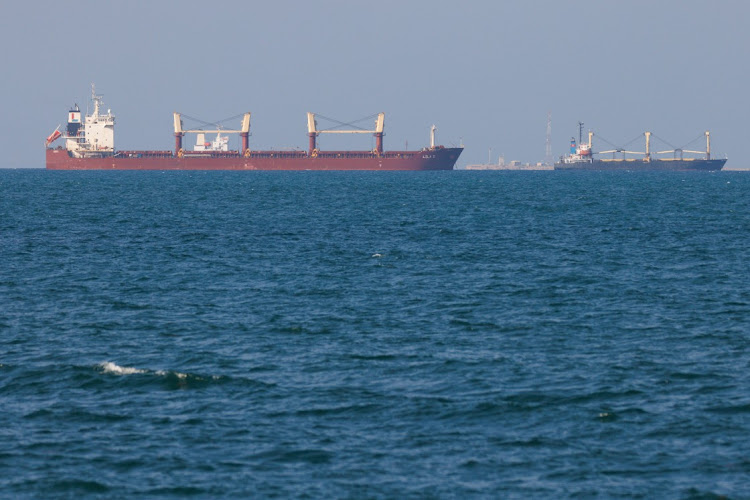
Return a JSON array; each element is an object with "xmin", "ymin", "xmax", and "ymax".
[
  {"xmin": 545, "ymin": 112, "xmax": 552, "ymax": 165},
  {"xmin": 578, "ymin": 121, "xmax": 584, "ymax": 146},
  {"xmin": 91, "ymin": 83, "xmax": 103, "ymax": 117}
]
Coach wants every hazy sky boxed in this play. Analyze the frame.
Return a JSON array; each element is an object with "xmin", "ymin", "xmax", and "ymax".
[{"xmin": 2, "ymin": 0, "xmax": 748, "ymax": 168}]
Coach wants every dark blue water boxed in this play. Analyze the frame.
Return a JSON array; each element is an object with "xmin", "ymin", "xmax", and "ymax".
[{"xmin": 2, "ymin": 170, "xmax": 749, "ymax": 498}]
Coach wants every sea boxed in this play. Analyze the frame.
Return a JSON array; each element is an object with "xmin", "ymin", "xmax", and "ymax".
[{"xmin": 1, "ymin": 169, "xmax": 749, "ymax": 499}]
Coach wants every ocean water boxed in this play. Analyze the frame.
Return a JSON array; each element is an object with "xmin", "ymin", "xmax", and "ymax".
[{"xmin": 1, "ymin": 169, "xmax": 749, "ymax": 498}]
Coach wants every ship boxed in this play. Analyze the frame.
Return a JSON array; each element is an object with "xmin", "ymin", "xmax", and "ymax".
[
  {"xmin": 465, "ymin": 153, "xmax": 553, "ymax": 170},
  {"xmin": 45, "ymin": 86, "xmax": 462, "ymax": 171},
  {"xmin": 554, "ymin": 122, "xmax": 726, "ymax": 171}
]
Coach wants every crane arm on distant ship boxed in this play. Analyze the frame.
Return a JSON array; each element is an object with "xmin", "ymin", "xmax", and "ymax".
[
  {"xmin": 599, "ymin": 149, "xmax": 645, "ymax": 155},
  {"xmin": 173, "ymin": 112, "xmax": 251, "ymax": 134},
  {"xmin": 182, "ymin": 128, "xmax": 246, "ymax": 134},
  {"xmin": 375, "ymin": 113, "xmax": 384, "ymax": 134},
  {"xmin": 316, "ymin": 130, "xmax": 378, "ymax": 134},
  {"xmin": 307, "ymin": 112, "xmax": 386, "ymax": 155},
  {"xmin": 310, "ymin": 112, "xmax": 385, "ymax": 134}
]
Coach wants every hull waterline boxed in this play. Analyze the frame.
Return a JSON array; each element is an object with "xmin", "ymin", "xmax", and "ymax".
[{"xmin": 554, "ymin": 158, "xmax": 726, "ymax": 171}]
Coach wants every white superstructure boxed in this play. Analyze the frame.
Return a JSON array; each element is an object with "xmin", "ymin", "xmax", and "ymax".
[
  {"xmin": 560, "ymin": 124, "xmax": 594, "ymax": 165},
  {"xmin": 194, "ymin": 132, "xmax": 229, "ymax": 152},
  {"xmin": 64, "ymin": 84, "xmax": 116, "ymax": 158}
]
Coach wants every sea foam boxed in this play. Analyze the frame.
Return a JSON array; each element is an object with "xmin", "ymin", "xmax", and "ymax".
[{"xmin": 99, "ymin": 362, "xmax": 146, "ymax": 376}]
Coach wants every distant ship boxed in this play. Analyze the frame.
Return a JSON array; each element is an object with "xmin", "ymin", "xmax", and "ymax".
[
  {"xmin": 464, "ymin": 151, "xmax": 552, "ymax": 170},
  {"xmin": 45, "ymin": 85, "xmax": 462, "ymax": 171},
  {"xmin": 465, "ymin": 159, "xmax": 552, "ymax": 170},
  {"xmin": 555, "ymin": 122, "xmax": 726, "ymax": 171},
  {"xmin": 464, "ymin": 161, "xmax": 552, "ymax": 171}
]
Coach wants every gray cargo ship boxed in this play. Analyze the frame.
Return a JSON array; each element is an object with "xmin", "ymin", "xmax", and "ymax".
[{"xmin": 555, "ymin": 123, "xmax": 726, "ymax": 171}]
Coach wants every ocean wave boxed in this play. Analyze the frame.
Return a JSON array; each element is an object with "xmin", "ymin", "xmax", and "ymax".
[
  {"xmin": 97, "ymin": 361, "xmax": 227, "ymax": 389},
  {"xmin": 98, "ymin": 362, "xmax": 146, "ymax": 376},
  {"xmin": 154, "ymin": 369, "xmax": 188, "ymax": 379}
]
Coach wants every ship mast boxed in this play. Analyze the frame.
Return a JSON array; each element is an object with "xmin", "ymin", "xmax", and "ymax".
[
  {"xmin": 91, "ymin": 83, "xmax": 101, "ymax": 117},
  {"xmin": 578, "ymin": 121, "xmax": 584, "ymax": 147}
]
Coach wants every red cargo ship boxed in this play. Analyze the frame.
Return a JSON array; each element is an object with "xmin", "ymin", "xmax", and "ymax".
[{"xmin": 45, "ymin": 86, "xmax": 462, "ymax": 171}]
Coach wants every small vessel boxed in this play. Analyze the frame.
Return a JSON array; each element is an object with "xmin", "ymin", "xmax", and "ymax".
[
  {"xmin": 45, "ymin": 85, "xmax": 463, "ymax": 171},
  {"xmin": 555, "ymin": 122, "xmax": 726, "ymax": 171},
  {"xmin": 465, "ymin": 152, "xmax": 552, "ymax": 170}
]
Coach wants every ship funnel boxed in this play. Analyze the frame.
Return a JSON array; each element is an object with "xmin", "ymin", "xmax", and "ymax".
[{"xmin": 67, "ymin": 105, "xmax": 82, "ymax": 137}]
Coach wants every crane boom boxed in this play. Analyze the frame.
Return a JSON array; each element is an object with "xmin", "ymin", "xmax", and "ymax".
[
  {"xmin": 174, "ymin": 112, "xmax": 250, "ymax": 135},
  {"xmin": 308, "ymin": 112, "xmax": 385, "ymax": 134}
]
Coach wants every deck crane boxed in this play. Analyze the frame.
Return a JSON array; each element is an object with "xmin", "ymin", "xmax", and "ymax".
[{"xmin": 173, "ymin": 112, "xmax": 251, "ymax": 156}]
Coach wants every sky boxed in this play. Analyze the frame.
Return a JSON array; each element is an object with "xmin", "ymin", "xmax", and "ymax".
[{"xmin": 1, "ymin": 0, "xmax": 748, "ymax": 168}]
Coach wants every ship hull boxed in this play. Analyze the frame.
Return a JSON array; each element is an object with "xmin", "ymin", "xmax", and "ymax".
[
  {"xmin": 46, "ymin": 148, "xmax": 462, "ymax": 171},
  {"xmin": 554, "ymin": 158, "xmax": 726, "ymax": 171}
]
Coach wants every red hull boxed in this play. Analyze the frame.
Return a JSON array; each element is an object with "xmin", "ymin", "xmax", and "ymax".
[{"xmin": 46, "ymin": 148, "xmax": 462, "ymax": 171}]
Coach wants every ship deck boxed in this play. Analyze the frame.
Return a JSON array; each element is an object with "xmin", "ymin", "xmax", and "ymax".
[{"xmin": 101, "ymin": 149, "xmax": 427, "ymax": 160}]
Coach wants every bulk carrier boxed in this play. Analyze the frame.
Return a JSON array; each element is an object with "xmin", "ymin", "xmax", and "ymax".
[
  {"xmin": 555, "ymin": 122, "xmax": 726, "ymax": 171},
  {"xmin": 45, "ymin": 86, "xmax": 462, "ymax": 171}
]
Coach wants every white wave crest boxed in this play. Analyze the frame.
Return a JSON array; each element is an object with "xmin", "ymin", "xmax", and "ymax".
[
  {"xmin": 99, "ymin": 361, "xmax": 146, "ymax": 376},
  {"xmin": 155, "ymin": 370, "xmax": 188, "ymax": 379}
]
